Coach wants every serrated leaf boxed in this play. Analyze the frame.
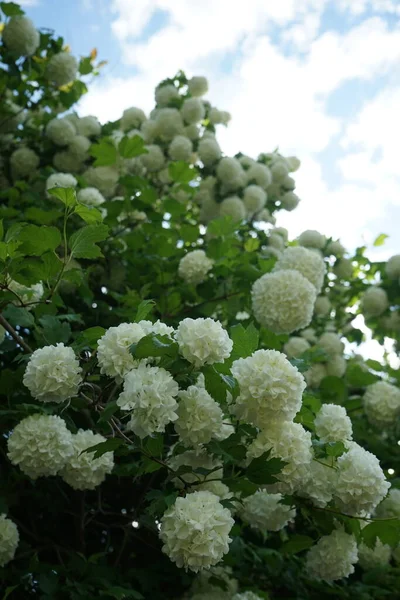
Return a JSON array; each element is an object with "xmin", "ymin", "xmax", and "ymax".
[
  {"xmin": 145, "ymin": 433, "xmax": 164, "ymax": 457},
  {"xmin": 134, "ymin": 299, "xmax": 155, "ymax": 322},
  {"xmin": 326, "ymin": 441, "xmax": 346, "ymax": 458},
  {"xmin": 90, "ymin": 138, "xmax": 117, "ymax": 167},
  {"xmin": 247, "ymin": 450, "xmax": 287, "ymax": 485},
  {"xmin": 230, "ymin": 322, "xmax": 259, "ymax": 361},
  {"xmin": 0, "ymin": 2, "xmax": 24, "ymax": 17},
  {"xmin": 281, "ymin": 535, "xmax": 314, "ymax": 554},
  {"xmin": 79, "ymin": 56, "xmax": 93, "ymax": 75},
  {"xmin": 361, "ymin": 519, "xmax": 400, "ymax": 548},
  {"xmin": 168, "ymin": 161, "xmax": 198, "ymax": 183},
  {"xmin": 244, "ymin": 238, "xmax": 260, "ymax": 252},
  {"xmin": 37, "ymin": 315, "xmax": 71, "ymax": 345},
  {"xmin": 69, "ymin": 224, "xmax": 109, "ymax": 258},
  {"xmin": 74, "ymin": 203, "xmax": 103, "ymax": 224},
  {"xmin": 119, "ymin": 135, "xmax": 148, "ymax": 158},
  {"xmin": 373, "ymin": 233, "xmax": 388, "ymax": 247},
  {"xmin": 18, "ymin": 225, "xmax": 61, "ymax": 256},
  {"xmin": 83, "ymin": 438, "xmax": 124, "ymax": 458},
  {"xmin": 48, "ymin": 186, "xmax": 77, "ymax": 208},
  {"xmin": 130, "ymin": 333, "xmax": 178, "ymax": 360},
  {"xmin": 2, "ymin": 305, "xmax": 34, "ymax": 327}
]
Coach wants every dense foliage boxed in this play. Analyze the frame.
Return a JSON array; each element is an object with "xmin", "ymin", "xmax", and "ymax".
[{"xmin": 1, "ymin": 3, "xmax": 400, "ymax": 599}]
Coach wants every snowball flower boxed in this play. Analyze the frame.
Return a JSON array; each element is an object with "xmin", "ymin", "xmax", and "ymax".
[
  {"xmin": 83, "ymin": 166, "xmax": 118, "ymax": 198},
  {"xmin": 298, "ymin": 230, "xmax": 326, "ymax": 249},
  {"xmin": 241, "ymin": 491, "xmax": 295, "ymax": 532},
  {"xmin": 231, "ymin": 349, "xmax": 306, "ymax": 427},
  {"xmin": 2, "ymin": 16, "xmax": 39, "ymax": 56},
  {"xmin": 305, "ymin": 529, "xmax": 358, "ymax": 582},
  {"xmin": 362, "ymin": 287, "xmax": 389, "ymax": 317},
  {"xmin": 61, "ymin": 429, "xmax": 114, "ymax": 490},
  {"xmin": 179, "ymin": 250, "xmax": 213, "ymax": 285},
  {"xmin": 232, "ymin": 593, "xmax": 263, "ymax": 600},
  {"xmin": 386, "ymin": 254, "xmax": 400, "ymax": 279},
  {"xmin": 175, "ymin": 318, "xmax": 233, "ymax": 367},
  {"xmin": 175, "ymin": 385, "xmax": 224, "ymax": 446},
  {"xmin": 198, "ymin": 137, "xmax": 221, "ymax": 166},
  {"xmin": 283, "ymin": 336, "xmax": 310, "ymax": 358},
  {"xmin": 246, "ymin": 163, "xmax": 272, "ymax": 189},
  {"xmin": 7, "ymin": 414, "xmax": 73, "ymax": 479},
  {"xmin": 0, "ymin": 515, "xmax": 19, "ymax": 567},
  {"xmin": 220, "ymin": 196, "xmax": 246, "ymax": 222},
  {"xmin": 333, "ymin": 258, "xmax": 353, "ymax": 280},
  {"xmin": 97, "ymin": 322, "xmax": 147, "ymax": 379},
  {"xmin": 154, "ymin": 108, "xmax": 184, "ymax": 141},
  {"xmin": 314, "ymin": 295, "xmax": 331, "ymax": 316},
  {"xmin": 77, "ymin": 187, "xmax": 105, "ymax": 207},
  {"xmin": 335, "ymin": 442, "xmax": 390, "ymax": 516},
  {"xmin": 23, "ymin": 343, "xmax": 82, "ymax": 403},
  {"xmin": 76, "ymin": 115, "xmax": 101, "ymax": 137},
  {"xmin": 374, "ymin": 488, "xmax": 400, "ymax": 518},
  {"xmin": 117, "ymin": 362, "xmax": 179, "ymax": 438},
  {"xmin": 10, "ymin": 147, "xmax": 39, "ymax": 178},
  {"xmin": 314, "ymin": 404, "xmax": 352, "ymax": 443},
  {"xmin": 138, "ymin": 319, "xmax": 174, "ymax": 338},
  {"xmin": 280, "ymin": 191, "xmax": 300, "ymax": 211},
  {"xmin": 140, "ymin": 145, "xmax": 165, "ymax": 172},
  {"xmin": 181, "ymin": 97, "xmax": 206, "ymax": 124},
  {"xmin": 155, "ymin": 84, "xmax": 180, "ymax": 106},
  {"xmin": 286, "ymin": 156, "xmax": 301, "ymax": 172},
  {"xmin": 304, "ymin": 363, "xmax": 327, "ymax": 388},
  {"xmin": 270, "ymin": 159, "xmax": 289, "ymax": 182},
  {"xmin": 251, "ymin": 270, "xmax": 316, "ymax": 334},
  {"xmin": 46, "ymin": 118, "xmax": 76, "ymax": 146},
  {"xmin": 317, "ymin": 332, "xmax": 344, "ymax": 358},
  {"xmin": 247, "ymin": 422, "xmax": 312, "ymax": 494},
  {"xmin": 159, "ymin": 490, "xmax": 234, "ymax": 572},
  {"xmin": 363, "ymin": 381, "xmax": 400, "ymax": 427},
  {"xmin": 46, "ymin": 172, "xmax": 77, "ymax": 196},
  {"xmin": 188, "ymin": 76, "xmax": 209, "ymax": 97},
  {"xmin": 325, "ymin": 354, "xmax": 346, "ymax": 378},
  {"xmin": 216, "ymin": 158, "xmax": 245, "ymax": 191},
  {"xmin": 298, "ymin": 458, "xmax": 336, "ymax": 508},
  {"xmin": 8, "ymin": 280, "xmax": 43, "ymax": 307},
  {"xmin": 274, "ymin": 246, "xmax": 326, "ymax": 293},
  {"xmin": 168, "ymin": 449, "xmax": 223, "ymax": 489},
  {"xmin": 121, "ymin": 107, "xmax": 147, "ymax": 131},
  {"xmin": 68, "ymin": 135, "xmax": 91, "ymax": 159},
  {"xmin": 326, "ymin": 240, "xmax": 346, "ymax": 257},
  {"xmin": 358, "ymin": 539, "xmax": 391, "ymax": 570},
  {"xmin": 169, "ymin": 135, "xmax": 193, "ymax": 161},
  {"xmin": 190, "ymin": 565, "xmax": 238, "ymax": 598},
  {"xmin": 243, "ymin": 185, "xmax": 267, "ymax": 215},
  {"xmin": 47, "ymin": 52, "xmax": 78, "ymax": 86},
  {"xmin": 268, "ymin": 233, "xmax": 285, "ymax": 252}
]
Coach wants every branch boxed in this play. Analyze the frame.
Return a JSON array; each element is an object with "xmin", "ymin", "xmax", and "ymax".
[{"xmin": 0, "ymin": 313, "xmax": 33, "ymax": 353}]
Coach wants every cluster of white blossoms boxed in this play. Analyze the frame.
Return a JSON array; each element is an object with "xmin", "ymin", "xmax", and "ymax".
[
  {"xmin": 46, "ymin": 51, "xmax": 78, "ymax": 87},
  {"xmin": 313, "ymin": 295, "xmax": 331, "ymax": 317},
  {"xmin": 358, "ymin": 539, "xmax": 391, "ymax": 570},
  {"xmin": 363, "ymin": 380, "xmax": 400, "ymax": 427},
  {"xmin": 362, "ymin": 286, "xmax": 389, "ymax": 318},
  {"xmin": 46, "ymin": 117, "xmax": 77, "ymax": 146},
  {"xmin": 241, "ymin": 490, "xmax": 296, "ymax": 533},
  {"xmin": 190, "ymin": 565, "xmax": 238, "ymax": 599},
  {"xmin": 2, "ymin": 15, "xmax": 40, "ymax": 56},
  {"xmin": 159, "ymin": 490, "xmax": 234, "ymax": 571},
  {"xmin": 386, "ymin": 254, "xmax": 400, "ymax": 280},
  {"xmin": 298, "ymin": 458, "xmax": 337, "ymax": 508},
  {"xmin": 178, "ymin": 250, "xmax": 213, "ymax": 285},
  {"xmin": 273, "ymin": 246, "xmax": 326, "ymax": 294},
  {"xmin": 8, "ymin": 279, "xmax": 44, "ymax": 308},
  {"xmin": 0, "ymin": 515, "xmax": 19, "ymax": 567},
  {"xmin": 23, "ymin": 343, "xmax": 82, "ymax": 403},
  {"xmin": 117, "ymin": 362, "xmax": 179, "ymax": 438},
  {"xmin": 314, "ymin": 404, "xmax": 353, "ymax": 443},
  {"xmin": 175, "ymin": 318, "xmax": 233, "ymax": 367},
  {"xmin": 303, "ymin": 331, "xmax": 347, "ymax": 387},
  {"xmin": 77, "ymin": 187, "xmax": 106, "ymax": 207},
  {"xmin": 10, "ymin": 147, "xmax": 40, "ymax": 179},
  {"xmin": 305, "ymin": 529, "xmax": 358, "ymax": 582},
  {"xmin": 374, "ymin": 488, "xmax": 400, "ymax": 519},
  {"xmin": 174, "ymin": 385, "xmax": 224, "ymax": 446},
  {"xmin": 46, "ymin": 172, "xmax": 77, "ymax": 196},
  {"xmin": 61, "ymin": 429, "xmax": 114, "ymax": 490},
  {"xmin": 231, "ymin": 349, "xmax": 306, "ymax": 427},
  {"xmin": 232, "ymin": 593, "xmax": 263, "ymax": 600},
  {"xmin": 7, "ymin": 414, "xmax": 73, "ymax": 479},
  {"xmin": 168, "ymin": 449, "xmax": 223, "ymax": 489},
  {"xmin": 83, "ymin": 166, "xmax": 119, "ymax": 198},
  {"xmin": 297, "ymin": 229, "xmax": 326, "ymax": 250},
  {"xmin": 283, "ymin": 336, "xmax": 310, "ymax": 359},
  {"xmin": 251, "ymin": 270, "xmax": 316, "ymax": 334}
]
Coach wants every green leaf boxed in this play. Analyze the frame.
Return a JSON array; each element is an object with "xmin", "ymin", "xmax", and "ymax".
[
  {"xmin": 74, "ymin": 203, "xmax": 103, "ymax": 224},
  {"xmin": 346, "ymin": 363, "xmax": 379, "ymax": 387},
  {"xmin": 247, "ymin": 450, "xmax": 287, "ymax": 485},
  {"xmin": 0, "ymin": 219, "xmax": 3, "ymax": 241},
  {"xmin": 2, "ymin": 585, "xmax": 19, "ymax": 599},
  {"xmin": 18, "ymin": 225, "xmax": 61, "ymax": 256},
  {"xmin": 98, "ymin": 400, "xmax": 119, "ymax": 424},
  {"xmin": 145, "ymin": 433, "xmax": 164, "ymax": 457},
  {"xmin": 227, "ymin": 477, "xmax": 258, "ymax": 498},
  {"xmin": 37, "ymin": 315, "xmax": 71, "ymax": 345},
  {"xmin": 373, "ymin": 233, "xmax": 388, "ymax": 247},
  {"xmin": 320, "ymin": 376, "xmax": 347, "ymax": 403},
  {"xmin": 281, "ymin": 535, "xmax": 314, "ymax": 555},
  {"xmin": 119, "ymin": 135, "xmax": 148, "ymax": 158},
  {"xmin": 361, "ymin": 519, "xmax": 400, "ymax": 548},
  {"xmin": 230, "ymin": 322, "xmax": 259, "ymax": 361},
  {"xmin": 48, "ymin": 186, "xmax": 77, "ymax": 208},
  {"xmin": 203, "ymin": 365, "xmax": 236, "ymax": 405},
  {"xmin": 90, "ymin": 138, "xmax": 117, "ymax": 167},
  {"xmin": 244, "ymin": 238, "xmax": 260, "ymax": 252},
  {"xmin": 79, "ymin": 56, "xmax": 93, "ymax": 75},
  {"xmin": 134, "ymin": 299, "xmax": 155, "ymax": 322},
  {"xmin": 0, "ymin": 2, "xmax": 24, "ymax": 17},
  {"xmin": 294, "ymin": 405, "xmax": 315, "ymax": 430},
  {"xmin": 168, "ymin": 161, "xmax": 198, "ymax": 184},
  {"xmin": 208, "ymin": 433, "xmax": 247, "ymax": 463},
  {"xmin": 130, "ymin": 333, "xmax": 178, "ymax": 360},
  {"xmin": 326, "ymin": 441, "xmax": 347, "ymax": 458},
  {"xmin": 83, "ymin": 438, "xmax": 125, "ymax": 459},
  {"xmin": 207, "ymin": 216, "xmax": 237, "ymax": 237},
  {"xmin": 69, "ymin": 224, "xmax": 109, "ymax": 258},
  {"xmin": 74, "ymin": 326, "xmax": 106, "ymax": 350},
  {"xmin": 2, "ymin": 305, "xmax": 34, "ymax": 327}
]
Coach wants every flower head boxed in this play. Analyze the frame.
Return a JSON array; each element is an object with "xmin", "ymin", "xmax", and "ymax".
[
  {"xmin": 61, "ymin": 429, "xmax": 114, "ymax": 490},
  {"xmin": 175, "ymin": 318, "xmax": 233, "ymax": 367}
]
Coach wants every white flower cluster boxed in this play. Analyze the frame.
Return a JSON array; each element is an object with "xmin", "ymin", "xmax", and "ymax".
[
  {"xmin": 251, "ymin": 270, "xmax": 316, "ymax": 334},
  {"xmin": 61, "ymin": 429, "xmax": 114, "ymax": 490},
  {"xmin": 247, "ymin": 422, "xmax": 313, "ymax": 494},
  {"xmin": 241, "ymin": 490, "xmax": 296, "ymax": 532},
  {"xmin": 363, "ymin": 381, "xmax": 400, "ymax": 427},
  {"xmin": 2, "ymin": 15, "xmax": 40, "ymax": 56},
  {"xmin": 159, "ymin": 490, "xmax": 234, "ymax": 571},
  {"xmin": 313, "ymin": 295, "xmax": 331, "ymax": 316},
  {"xmin": 46, "ymin": 172, "xmax": 77, "ymax": 196},
  {"xmin": 83, "ymin": 166, "xmax": 119, "ymax": 198},
  {"xmin": 274, "ymin": 246, "xmax": 326, "ymax": 294},
  {"xmin": 10, "ymin": 147, "xmax": 39, "ymax": 178},
  {"xmin": 175, "ymin": 318, "xmax": 233, "ymax": 367},
  {"xmin": 8, "ymin": 279, "xmax": 44, "ymax": 308},
  {"xmin": 76, "ymin": 115, "xmax": 101, "ymax": 137},
  {"xmin": 77, "ymin": 187, "xmax": 105, "ymax": 207},
  {"xmin": 362, "ymin": 286, "xmax": 389, "ymax": 317},
  {"xmin": 23, "ymin": 343, "xmax": 82, "ymax": 403},
  {"xmin": 358, "ymin": 539, "xmax": 391, "ymax": 570},
  {"xmin": 374, "ymin": 488, "xmax": 400, "ymax": 518},
  {"xmin": 46, "ymin": 117, "xmax": 77, "ymax": 146},
  {"xmin": 298, "ymin": 230, "xmax": 326, "ymax": 249},
  {"xmin": 386, "ymin": 254, "xmax": 400, "ymax": 280},
  {"xmin": 178, "ymin": 250, "xmax": 213, "ymax": 285},
  {"xmin": 231, "ymin": 349, "xmax": 306, "ymax": 427},
  {"xmin": 117, "ymin": 362, "xmax": 179, "ymax": 438},
  {"xmin": 121, "ymin": 107, "xmax": 147, "ymax": 131},
  {"xmin": 232, "ymin": 593, "xmax": 263, "ymax": 600},
  {"xmin": 0, "ymin": 515, "xmax": 19, "ymax": 567},
  {"xmin": 7, "ymin": 414, "xmax": 73, "ymax": 479},
  {"xmin": 168, "ymin": 448, "xmax": 223, "ymax": 489},
  {"xmin": 305, "ymin": 529, "xmax": 358, "ymax": 582},
  {"xmin": 314, "ymin": 404, "xmax": 353, "ymax": 443},
  {"xmin": 175, "ymin": 385, "xmax": 224, "ymax": 447},
  {"xmin": 283, "ymin": 336, "xmax": 310, "ymax": 358},
  {"xmin": 190, "ymin": 565, "xmax": 237, "ymax": 599},
  {"xmin": 304, "ymin": 330, "xmax": 346, "ymax": 387},
  {"xmin": 47, "ymin": 52, "xmax": 78, "ymax": 87},
  {"xmin": 298, "ymin": 458, "xmax": 337, "ymax": 508}
]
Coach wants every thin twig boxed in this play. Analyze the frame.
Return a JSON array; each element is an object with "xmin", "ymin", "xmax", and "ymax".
[{"xmin": 0, "ymin": 313, "xmax": 32, "ymax": 353}]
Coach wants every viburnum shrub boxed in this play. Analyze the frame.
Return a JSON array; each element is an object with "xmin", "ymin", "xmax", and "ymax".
[{"xmin": 1, "ymin": 2, "xmax": 400, "ymax": 599}]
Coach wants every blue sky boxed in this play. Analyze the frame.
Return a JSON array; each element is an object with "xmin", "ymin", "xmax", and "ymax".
[{"xmin": 22, "ymin": 0, "xmax": 400, "ymax": 258}]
